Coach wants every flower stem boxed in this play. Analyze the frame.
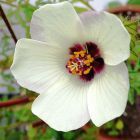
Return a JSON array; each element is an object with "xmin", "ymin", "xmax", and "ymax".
[{"xmin": 0, "ymin": 5, "xmax": 17, "ymax": 43}]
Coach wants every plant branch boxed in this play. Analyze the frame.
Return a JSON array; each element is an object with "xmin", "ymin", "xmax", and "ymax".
[
  {"xmin": 108, "ymin": 5, "xmax": 140, "ymax": 13},
  {"xmin": 0, "ymin": 5, "xmax": 17, "ymax": 43},
  {"xmin": 32, "ymin": 120, "xmax": 46, "ymax": 128},
  {"xmin": 0, "ymin": 96, "xmax": 34, "ymax": 108}
]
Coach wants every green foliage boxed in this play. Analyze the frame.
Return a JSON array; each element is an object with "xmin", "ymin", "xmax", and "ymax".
[
  {"xmin": 108, "ymin": 1, "xmax": 121, "ymax": 8},
  {"xmin": 103, "ymin": 119, "xmax": 124, "ymax": 136},
  {"xmin": 63, "ymin": 131, "xmax": 80, "ymax": 140},
  {"xmin": 120, "ymin": 17, "xmax": 138, "ymax": 57},
  {"xmin": 7, "ymin": 130, "xmax": 22, "ymax": 140},
  {"xmin": 126, "ymin": 46, "xmax": 140, "ymax": 104},
  {"xmin": 21, "ymin": 4, "xmax": 36, "ymax": 22},
  {"xmin": 27, "ymin": 125, "xmax": 36, "ymax": 139},
  {"xmin": 108, "ymin": 129, "xmax": 119, "ymax": 136},
  {"xmin": 0, "ymin": 130, "xmax": 5, "ymax": 140},
  {"xmin": 115, "ymin": 120, "xmax": 124, "ymax": 130},
  {"xmin": 128, "ymin": 0, "xmax": 140, "ymax": 5},
  {"xmin": 118, "ymin": 16, "xmax": 140, "ymax": 106},
  {"xmin": 0, "ymin": 103, "xmax": 38, "ymax": 140},
  {"xmin": 128, "ymin": 88, "xmax": 135, "ymax": 105},
  {"xmin": 79, "ymin": 125, "xmax": 98, "ymax": 140}
]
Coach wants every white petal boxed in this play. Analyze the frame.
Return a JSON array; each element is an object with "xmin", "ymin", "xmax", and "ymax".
[
  {"xmin": 87, "ymin": 63, "xmax": 129, "ymax": 126},
  {"xmin": 30, "ymin": 1, "xmax": 83, "ymax": 47},
  {"xmin": 32, "ymin": 77, "xmax": 90, "ymax": 132},
  {"xmin": 11, "ymin": 38, "xmax": 68, "ymax": 94},
  {"xmin": 80, "ymin": 11, "xmax": 130, "ymax": 65}
]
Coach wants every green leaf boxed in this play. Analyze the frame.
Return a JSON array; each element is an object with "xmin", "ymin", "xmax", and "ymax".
[
  {"xmin": 74, "ymin": 6, "xmax": 88, "ymax": 13},
  {"xmin": 43, "ymin": 127, "xmax": 58, "ymax": 139},
  {"xmin": 120, "ymin": 17, "xmax": 139, "ymax": 58},
  {"xmin": 133, "ymin": 41, "xmax": 140, "ymax": 57},
  {"xmin": 128, "ymin": 88, "xmax": 135, "ymax": 105},
  {"xmin": 125, "ymin": 21, "xmax": 138, "ymax": 49},
  {"xmin": 21, "ymin": 4, "xmax": 36, "ymax": 22},
  {"xmin": 0, "ymin": 130, "xmax": 5, "ymax": 140},
  {"xmin": 115, "ymin": 119, "xmax": 124, "ymax": 130},
  {"xmin": 104, "ymin": 120, "xmax": 115, "ymax": 129},
  {"xmin": 27, "ymin": 125, "xmax": 36, "ymax": 139},
  {"xmin": 7, "ymin": 130, "xmax": 21, "ymax": 140},
  {"xmin": 108, "ymin": 129, "xmax": 119, "ymax": 136},
  {"xmin": 79, "ymin": 126, "xmax": 98, "ymax": 140},
  {"xmin": 7, "ymin": 85, "xmax": 16, "ymax": 92},
  {"xmin": 63, "ymin": 131, "xmax": 80, "ymax": 140}
]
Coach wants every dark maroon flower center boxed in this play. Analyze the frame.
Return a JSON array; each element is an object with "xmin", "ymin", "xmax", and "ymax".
[{"xmin": 66, "ymin": 42, "xmax": 104, "ymax": 81}]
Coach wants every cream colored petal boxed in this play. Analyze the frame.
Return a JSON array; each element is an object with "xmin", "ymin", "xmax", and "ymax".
[
  {"xmin": 32, "ymin": 76, "xmax": 90, "ymax": 132},
  {"xmin": 80, "ymin": 11, "xmax": 130, "ymax": 65},
  {"xmin": 30, "ymin": 1, "xmax": 83, "ymax": 47},
  {"xmin": 11, "ymin": 38, "xmax": 68, "ymax": 94},
  {"xmin": 87, "ymin": 63, "xmax": 129, "ymax": 126}
]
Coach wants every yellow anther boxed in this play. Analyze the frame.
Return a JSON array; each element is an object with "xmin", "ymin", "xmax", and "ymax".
[
  {"xmin": 90, "ymin": 66, "xmax": 92, "ymax": 69},
  {"xmin": 74, "ymin": 51, "xmax": 86, "ymax": 57},
  {"xmin": 84, "ymin": 60, "xmax": 90, "ymax": 65},
  {"xmin": 89, "ymin": 58, "xmax": 94, "ymax": 62},
  {"xmin": 86, "ymin": 63, "xmax": 90, "ymax": 66},
  {"xmin": 74, "ymin": 52, "xmax": 79, "ymax": 57},
  {"xmin": 84, "ymin": 68, "xmax": 91, "ymax": 75},
  {"xmin": 81, "ymin": 50, "xmax": 86, "ymax": 54},
  {"xmin": 87, "ymin": 55, "xmax": 91, "ymax": 59},
  {"xmin": 80, "ymin": 53, "xmax": 85, "ymax": 57},
  {"xmin": 74, "ymin": 52, "xmax": 79, "ymax": 55},
  {"xmin": 72, "ymin": 70, "xmax": 76, "ymax": 74},
  {"xmin": 74, "ymin": 52, "xmax": 78, "ymax": 54}
]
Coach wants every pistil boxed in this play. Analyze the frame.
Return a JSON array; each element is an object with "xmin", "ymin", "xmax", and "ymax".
[
  {"xmin": 66, "ymin": 42, "xmax": 104, "ymax": 81},
  {"xmin": 66, "ymin": 50, "xmax": 94, "ymax": 76}
]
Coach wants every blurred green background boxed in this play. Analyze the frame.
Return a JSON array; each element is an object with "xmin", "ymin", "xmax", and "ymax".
[{"xmin": 0, "ymin": 0, "xmax": 140, "ymax": 140}]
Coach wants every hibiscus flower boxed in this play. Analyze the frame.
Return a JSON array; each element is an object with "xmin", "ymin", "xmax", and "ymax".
[{"xmin": 11, "ymin": 2, "xmax": 130, "ymax": 132}]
